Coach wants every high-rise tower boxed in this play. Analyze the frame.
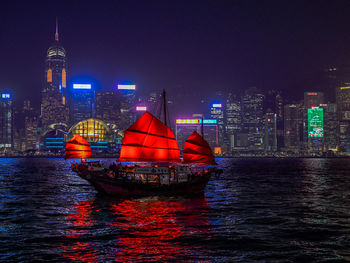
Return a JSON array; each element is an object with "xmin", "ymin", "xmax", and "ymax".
[
  {"xmin": 41, "ymin": 19, "xmax": 69, "ymax": 128},
  {"xmin": 0, "ymin": 92, "xmax": 13, "ymax": 150}
]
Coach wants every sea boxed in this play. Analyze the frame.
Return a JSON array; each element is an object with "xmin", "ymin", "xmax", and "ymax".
[{"xmin": 0, "ymin": 158, "xmax": 349, "ymax": 262}]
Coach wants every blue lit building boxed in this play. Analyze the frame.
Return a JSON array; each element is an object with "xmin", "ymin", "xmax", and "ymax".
[
  {"xmin": 70, "ymin": 84, "xmax": 94, "ymax": 124},
  {"xmin": 0, "ymin": 92, "xmax": 13, "ymax": 149}
]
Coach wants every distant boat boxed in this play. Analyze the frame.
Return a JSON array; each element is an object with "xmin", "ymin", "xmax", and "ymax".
[{"xmin": 67, "ymin": 90, "xmax": 222, "ymax": 196}]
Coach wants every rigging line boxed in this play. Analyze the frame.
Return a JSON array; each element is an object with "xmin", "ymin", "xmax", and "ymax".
[{"xmin": 139, "ymin": 114, "xmax": 155, "ymax": 159}]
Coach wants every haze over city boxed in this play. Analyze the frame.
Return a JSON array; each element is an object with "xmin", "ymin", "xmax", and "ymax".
[{"xmin": 2, "ymin": 0, "xmax": 350, "ymax": 107}]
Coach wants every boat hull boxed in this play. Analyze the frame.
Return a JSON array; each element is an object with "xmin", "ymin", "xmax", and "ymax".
[{"xmin": 76, "ymin": 169, "xmax": 212, "ymax": 196}]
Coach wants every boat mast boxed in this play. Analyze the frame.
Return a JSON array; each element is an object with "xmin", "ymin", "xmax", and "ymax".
[
  {"xmin": 201, "ymin": 115, "xmax": 204, "ymax": 138},
  {"xmin": 163, "ymin": 89, "xmax": 167, "ymax": 126}
]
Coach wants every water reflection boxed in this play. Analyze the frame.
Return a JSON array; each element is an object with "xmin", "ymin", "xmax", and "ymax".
[{"xmin": 59, "ymin": 196, "xmax": 210, "ymax": 262}]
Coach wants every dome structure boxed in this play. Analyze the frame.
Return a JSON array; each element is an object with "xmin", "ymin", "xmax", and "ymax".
[{"xmin": 67, "ymin": 118, "xmax": 113, "ymax": 143}]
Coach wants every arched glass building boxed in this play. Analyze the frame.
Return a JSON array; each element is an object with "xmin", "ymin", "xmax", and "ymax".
[{"xmin": 67, "ymin": 118, "xmax": 116, "ymax": 151}]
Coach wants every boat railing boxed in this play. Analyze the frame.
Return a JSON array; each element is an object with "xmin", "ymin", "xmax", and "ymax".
[{"xmin": 118, "ymin": 170, "xmax": 190, "ymax": 185}]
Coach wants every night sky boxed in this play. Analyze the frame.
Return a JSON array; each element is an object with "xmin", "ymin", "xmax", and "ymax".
[{"xmin": 1, "ymin": 0, "xmax": 350, "ymax": 108}]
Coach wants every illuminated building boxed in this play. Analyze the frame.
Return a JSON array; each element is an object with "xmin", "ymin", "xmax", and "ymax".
[
  {"xmin": 24, "ymin": 115, "xmax": 39, "ymax": 151},
  {"xmin": 210, "ymin": 103, "xmax": 224, "ymax": 147},
  {"xmin": 302, "ymin": 92, "xmax": 324, "ymax": 150},
  {"xmin": 95, "ymin": 90, "xmax": 122, "ymax": 126},
  {"xmin": 225, "ymin": 93, "xmax": 241, "ymax": 152},
  {"xmin": 265, "ymin": 90, "xmax": 283, "ymax": 150},
  {"xmin": 304, "ymin": 92, "xmax": 324, "ymax": 109},
  {"xmin": 0, "ymin": 92, "xmax": 13, "ymax": 149},
  {"xmin": 41, "ymin": 19, "xmax": 69, "ymax": 128},
  {"xmin": 336, "ymin": 86, "xmax": 350, "ymax": 154},
  {"xmin": 175, "ymin": 117, "xmax": 218, "ymax": 152},
  {"xmin": 264, "ymin": 111, "xmax": 277, "ymax": 152},
  {"xmin": 241, "ymin": 87, "xmax": 264, "ymax": 152},
  {"xmin": 67, "ymin": 118, "xmax": 114, "ymax": 151},
  {"xmin": 118, "ymin": 84, "xmax": 136, "ymax": 129},
  {"xmin": 70, "ymin": 84, "xmax": 94, "ymax": 124},
  {"xmin": 320, "ymin": 104, "xmax": 338, "ymax": 152},
  {"xmin": 148, "ymin": 92, "xmax": 160, "ymax": 114},
  {"xmin": 307, "ymin": 107, "xmax": 324, "ymax": 153},
  {"xmin": 40, "ymin": 123, "xmax": 68, "ymax": 152},
  {"xmin": 284, "ymin": 104, "xmax": 302, "ymax": 153}
]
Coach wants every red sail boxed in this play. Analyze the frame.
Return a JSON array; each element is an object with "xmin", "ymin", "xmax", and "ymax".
[
  {"xmin": 65, "ymin": 134, "xmax": 92, "ymax": 159},
  {"xmin": 183, "ymin": 131, "xmax": 217, "ymax": 165},
  {"xmin": 119, "ymin": 112, "xmax": 180, "ymax": 163}
]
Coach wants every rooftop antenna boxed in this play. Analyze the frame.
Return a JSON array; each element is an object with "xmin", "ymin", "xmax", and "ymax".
[{"xmin": 55, "ymin": 17, "xmax": 59, "ymax": 41}]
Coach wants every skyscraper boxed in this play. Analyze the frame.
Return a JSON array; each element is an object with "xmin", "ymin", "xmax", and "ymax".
[
  {"xmin": 284, "ymin": 104, "xmax": 302, "ymax": 153},
  {"xmin": 336, "ymin": 86, "xmax": 350, "ymax": 154},
  {"xmin": 41, "ymin": 19, "xmax": 69, "ymax": 128},
  {"xmin": 210, "ymin": 103, "xmax": 224, "ymax": 147},
  {"xmin": 118, "ymin": 84, "xmax": 136, "ymax": 130},
  {"xmin": 225, "ymin": 93, "xmax": 241, "ymax": 152},
  {"xmin": 70, "ymin": 84, "xmax": 94, "ymax": 124},
  {"xmin": 320, "ymin": 103, "xmax": 338, "ymax": 153},
  {"xmin": 95, "ymin": 91, "xmax": 122, "ymax": 126},
  {"xmin": 304, "ymin": 92, "xmax": 324, "ymax": 109},
  {"xmin": 241, "ymin": 87, "xmax": 264, "ymax": 152},
  {"xmin": 264, "ymin": 111, "xmax": 277, "ymax": 153},
  {"xmin": 0, "ymin": 92, "xmax": 13, "ymax": 150}
]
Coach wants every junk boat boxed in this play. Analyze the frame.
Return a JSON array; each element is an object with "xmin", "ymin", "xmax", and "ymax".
[{"xmin": 66, "ymin": 90, "xmax": 221, "ymax": 196}]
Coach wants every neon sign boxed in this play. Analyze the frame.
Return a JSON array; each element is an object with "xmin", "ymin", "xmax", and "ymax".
[
  {"xmin": 212, "ymin": 103, "xmax": 222, "ymax": 108},
  {"xmin": 118, "ymin": 84, "xmax": 136, "ymax": 90},
  {"xmin": 202, "ymin": 119, "xmax": 217, "ymax": 124},
  {"xmin": 176, "ymin": 119, "xmax": 199, "ymax": 124},
  {"xmin": 136, "ymin": 106, "xmax": 147, "ymax": 111},
  {"xmin": 1, "ymin": 92, "xmax": 12, "ymax": 99},
  {"xmin": 73, "ymin": 84, "xmax": 92, "ymax": 90},
  {"xmin": 176, "ymin": 119, "xmax": 217, "ymax": 124}
]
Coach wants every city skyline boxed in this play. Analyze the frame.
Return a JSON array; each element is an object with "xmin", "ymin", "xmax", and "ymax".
[{"xmin": 1, "ymin": 1, "xmax": 350, "ymax": 106}]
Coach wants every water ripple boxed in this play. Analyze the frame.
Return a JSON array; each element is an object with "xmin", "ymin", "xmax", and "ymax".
[{"xmin": 0, "ymin": 158, "xmax": 349, "ymax": 262}]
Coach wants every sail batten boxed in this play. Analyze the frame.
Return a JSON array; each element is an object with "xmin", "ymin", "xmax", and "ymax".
[
  {"xmin": 119, "ymin": 112, "xmax": 181, "ymax": 163},
  {"xmin": 183, "ymin": 131, "xmax": 217, "ymax": 165},
  {"xmin": 65, "ymin": 134, "xmax": 92, "ymax": 159}
]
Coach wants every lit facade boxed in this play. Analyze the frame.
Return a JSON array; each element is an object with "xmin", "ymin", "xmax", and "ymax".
[
  {"xmin": 225, "ymin": 93, "xmax": 241, "ymax": 152},
  {"xmin": 41, "ymin": 20, "xmax": 69, "ymax": 128},
  {"xmin": 70, "ymin": 84, "xmax": 94, "ymax": 124},
  {"xmin": 118, "ymin": 84, "xmax": 136, "ymax": 130},
  {"xmin": 320, "ymin": 104, "xmax": 338, "ymax": 152},
  {"xmin": 0, "ymin": 92, "xmax": 13, "ymax": 149},
  {"xmin": 175, "ymin": 118, "xmax": 218, "ymax": 153},
  {"xmin": 304, "ymin": 92, "xmax": 324, "ymax": 109},
  {"xmin": 336, "ymin": 87, "xmax": 350, "ymax": 154},
  {"xmin": 210, "ymin": 103, "xmax": 224, "ymax": 147},
  {"xmin": 264, "ymin": 111, "xmax": 277, "ymax": 152},
  {"xmin": 95, "ymin": 91, "xmax": 122, "ymax": 126},
  {"xmin": 284, "ymin": 104, "xmax": 302, "ymax": 153},
  {"xmin": 241, "ymin": 87, "xmax": 265, "ymax": 152},
  {"xmin": 67, "ymin": 118, "xmax": 114, "ymax": 151}
]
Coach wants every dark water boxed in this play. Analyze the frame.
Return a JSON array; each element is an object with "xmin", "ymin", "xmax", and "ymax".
[{"xmin": 0, "ymin": 158, "xmax": 350, "ymax": 262}]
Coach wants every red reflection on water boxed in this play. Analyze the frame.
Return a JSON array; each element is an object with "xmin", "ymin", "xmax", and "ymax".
[
  {"xmin": 60, "ymin": 242, "xmax": 99, "ymax": 263},
  {"xmin": 60, "ymin": 201, "xmax": 99, "ymax": 262},
  {"xmin": 58, "ymin": 197, "xmax": 210, "ymax": 262},
  {"xmin": 66, "ymin": 201, "xmax": 96, "ymax": 239},
  {"xmin": 110, "ymin": 197, "xmax": 210, "ymax": 262}
]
